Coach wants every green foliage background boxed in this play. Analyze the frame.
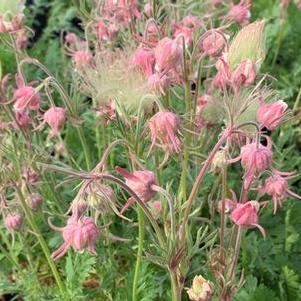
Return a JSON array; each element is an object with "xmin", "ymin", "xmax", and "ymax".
[{"xmin": 0, "ymin": 0, "xmax": 301, "ymax": 300}]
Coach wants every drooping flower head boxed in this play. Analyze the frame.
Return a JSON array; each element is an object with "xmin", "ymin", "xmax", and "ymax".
[
  {"xmin": 132, "ymin": 47, "xmax": 155, "ymax": 77},
  {"xmin": 186, "ymin": 275, "xmax": 214, "ymax": 301},
  {"xmin": 13, "ymin": 75, "xmax": 40, "ymax": 112},
  {"xmin": 154, "ymin": 37, "xmax": 182, "ymax": 73},
  {"xmin": 43, "ymin": 106, "xmax": 66, "ymax": 136},
  {"xmin": 201, "ymin": 30, "xmax": 226, "ymax": 57},
  {"xmin": 225, "ymin": 0, "xmax": 251, "ymax": 25},
  {"xmin": 262, "ymin": 171, "xmax": 301, "ymax": 214},
  {"xmin": 149, "ymin": 111, "xmax": 182, "ymax": 153},
  {"xmin": 257, "ymin": 99, "xmax": 287, "ymax": 131},
  {"xmin": 26, "ymin": 193, "xmax": 43, "ymax": 210},
  {"xmin": 116, "ymin": 167, "xmax": 156, "ymax": 213},
  {"xmin": 231, "ymin": 59, "xmax": 257, "ymax": 91},
  {"xmin": 50, "ymin": 215, "xmax": 100, "ymax": 261},
  {"xmin": 240, "ymin": 141, "xmax": 273, "ymax": 188},
  {"xmin": 147, "ymin": 73, "xmax": 169, "ymax": 94},
  {"xmin": 230, "ymin": 201, "xmax": 260, "ymax": 227},
  {"xmin": 4, "ymin": 213, "xmax": 23, "ymax": 231}
]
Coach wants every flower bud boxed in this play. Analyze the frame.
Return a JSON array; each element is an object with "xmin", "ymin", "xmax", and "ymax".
[
  {"xmin": 43, "ymin": 106, "xmax": 66, "ymax": 135},
  {"xmin": 186, "ymin": 275, "xmax": 214, "ymax": 301},
  {"xmin": 149, "ymin": 111, "xmax": 181, "ymax": 153},
  {"xmin": 257, "ymin": 100, "xmax": 287, "ymax": 131},
  {"xmin": 4, "ymin": 213, "xmax": 23, "ymax": 231},
  {"xmin": 26, "ymin": 193, "xmax": 43, "ymax": 210},
  {"xmin": 201, "ymin": 31, "xmax": 226, "ymax": 57}
]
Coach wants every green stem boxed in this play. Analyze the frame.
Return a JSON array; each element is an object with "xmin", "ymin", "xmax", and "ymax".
[
  {"xmin": 180, "ymin": 127, "xmax": 231, "ymax": 242},
  {"xmin": 76, "ymin": 127, "xmax": 92, "ymax": 170},
  {"xmin": 16, "ymin": 188, "xmax": 68, "ymax": 301},
  {"xmin": 132, "ymin": 207, "xmax": 145, "ymax": 301},
  {"xmin": 170, "ymin": 270, "xmax": 181, "ymax": 301}
]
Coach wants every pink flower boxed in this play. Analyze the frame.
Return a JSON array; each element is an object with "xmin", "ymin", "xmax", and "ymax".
[
  {"xmin": 132, "ymin": 47, "xmax": 156, "ymax": 77},
  {"xmin": 27, "ymin": 193, "xmax": 43, "ymax": 210},
  {"xmin": 50, "ymin": 215, "xmax": 100, "ymax": 261},
  {"xmin": 182, "ymin": 16, "xmax": 200, "ymax": 29},
  {"xmin": 43, "ymin": 106, "xmax": 66, "ymax": 135},
  {"xmin": 16, "ymin": 30, "xmax": 28, "ymax": 49},
  {"xmin": 231, "ymin": 59, "xmax": 257, "ymax": 91},
  {"xmin": 213, "ymin": 57, "xmax": 231, "ymax": 89},
  {"xmin": 240, "ymin": 141, "xmax": 273, "ymax": 188},
  {"xmin": 149, "ymin": 111, "xmax": 182, "ymax": 153},
  {"xmin": 116, "ymin": 167, "xmax": 156, "ymax": 214},
  {"xmin": 95, "ymin": 21, "xmax": 119, "ymax": 43},
  {"xmin": 262, "ymin": 171, "xmax": 301, "ymax": 214},
  {"xmin": 22, "ymin": 166, "xmax": 39, "ymax": 184},
  {"xmin": 65, "ymin": 32, "xmax": 77, "ymax": 44},
  {"xmin": 0, "ymin": 14, "xmax": 23, "ymax": 33},
  {"xmin": 218, "ymin": 198, "xmax": 237, "ymax": 214},
  {"xmin": 257, "ymin": 100, "xmax": 287, "ymax": 131},
  {"xmin": 15, "ymin": 111, "xmax": 32, "ymax": 128},
  {"xmin": 147, "ymin": 72, "xmax": 169, "ymax": 94},
  {"xmin": 72, "ymin": 51, "xmax": 93, "ymax": 70},
  {"xmin": 174, "ymin": 26, "xmax": 194, "ymax": 47},
  {"xmin": 13, "ymin": 75, "xmax": 41, "ymax": 112},
  {"xmin": 201, "ymin": 31, "xmax": 226, "ymax": 57},
  {"xmin": 4, "ymin": 213, "xmax": 23, "ymax": 231},
  {"xmin": 154, "ymin": 37, "xmax": 182, "ymax": 73},
  {"xmin": 230, "ymin": 201, "xmax": 261, "ymax": 228},
  {"xmin": 226, "ymin": 1, "xmax": 251, "ymax": 25}
]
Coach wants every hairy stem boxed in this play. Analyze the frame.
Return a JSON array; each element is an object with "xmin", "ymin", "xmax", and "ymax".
[{"xmin": 132, "ymin": 207, "xmax": 145, "ymax": 301}]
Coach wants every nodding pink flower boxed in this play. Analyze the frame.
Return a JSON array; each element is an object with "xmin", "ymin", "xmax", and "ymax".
[
  {"xmin": 262, "ymin": 172, "xmax": 301, "ymax": 214},
  {"xmin": 43, "ymin": 106, "xmax": 66, "ymax": 136},
  {"xmin": 22, "ymin": 166, "xmax": 39, "ymax": 184},
  {"xmin": 132, "ymin": 47, "xmax": 156, "ymax": 77},
  {"xmin": 50, "ymin": 215, "xmax": 100, "ymax": 261},
  {"xmin": 173, "ymin": 26, "xmax": 194, "ymax": 47},
  {"xmin": 231, "ymin": 59, "xmax": 257, "ymax": 91},
  {"xmin": 95, "ymin": 21, "xmax": 109, "ymax": 41},
  {"xmin": 149, "ymin": 111, "xmax": 182, "ymax": 153},
  {"xmin": 116, "ymin": 167, "xmax": 156, "ymax": 214},
  {"xmin": 144, "ymin": 23, "xmax": 160, "ymax": 46},
  {"xmin": 65, "ymin": 32, "xmax": 77, "ymax": 44},
  {"xmin": 102, "ymin": 0, "xmax": 140, "ymax": 25},
  {"xmin": 213, "ymin": 57, "xmax": 231, "ymax": 89},
  {"xmin": 15, "ymin": 110, "xmax": 32, "ymax": 128},
  {"xmin": 147, "ymin": 72, "xmax": 169, "ymax": 94},
  {"xmin": 226, "ymin": 0, "xmax": 251, "ymax": 25},
  {"xmin": 241, "ymin": 141, "xmax": 273, "ymax": 188},
  {"xmin": 13, "ymin": 76, "xmax": 41, "ymax": 112},
  {"xmin": 72, "ymin": 51, "xmax": 93, "ymax": 70},
  {"xmin": 27, "ymin": 193, "xmax": 43, "ymax": 210},
  {"xmin": 0, "ymin": 14, "xmax": 23, "ymax": 33},
  {"xmin": 257, "ymin": 100, "xmax": 287, "ymax": 131},
  {"xmin": 4, "ymin": 213, "xmax": 23, "ymax": 231},
  {"xmin": 230, "ymin": 201, "xmax": 265, "ymax": 237},
  {"xmin": 201, "ymin": 31, "xmax": 226, "ymax": 57},
  {"xmin": 195, "ymin": 94, "xmax": 210, "ymax": 129},
  {"xmin": 218, "ymin": 199, "xmax": 237, "ymax": 214},
  {"xmin": 95, "ymin": 21, "xmax": 119, "ymax": 43},
  {"xmin": 182, "ymin": 15, "xmax": 200, "ymax": 29},
  {"xmin": 154, "ymin": 37, "xmax": 182, "ymax": 73}
]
